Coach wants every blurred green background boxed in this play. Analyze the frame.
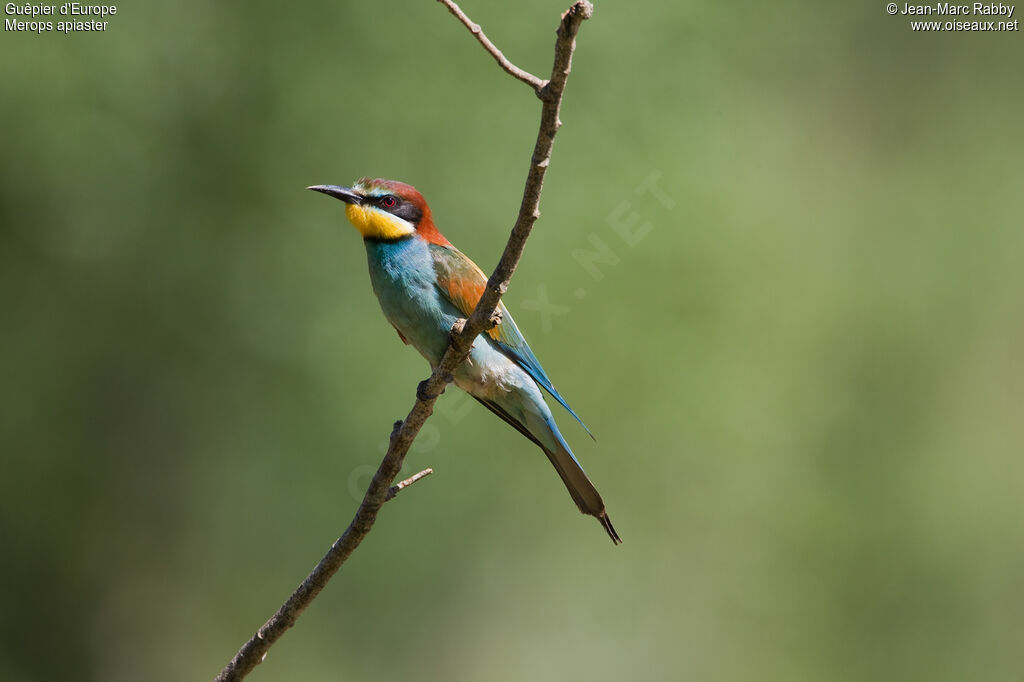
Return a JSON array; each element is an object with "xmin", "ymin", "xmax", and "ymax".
[{"xmin": 3, "ymin": 1, "xmax": 1023, "ymax": 680}]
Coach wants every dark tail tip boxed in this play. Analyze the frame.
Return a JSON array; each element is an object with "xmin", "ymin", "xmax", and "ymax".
[{"xmin": 598, "ymin": 512, "xmax": 622, "ymax": 545}]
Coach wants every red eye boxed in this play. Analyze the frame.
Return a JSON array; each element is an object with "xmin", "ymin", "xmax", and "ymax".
[{"xmin": 380, "ymin": 195, "xmax": 397, "ymax": 209}]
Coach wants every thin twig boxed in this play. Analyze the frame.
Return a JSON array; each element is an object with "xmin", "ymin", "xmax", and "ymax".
[
  {"xmin": 436, "ymin": 0, "xmax": 547, "ymax": 92},
  {"xmin": 212, "ymin": 3, "xmax": 593, "ymax": 680},
  {"xmin": 385, "ymin": 468, "xmax": 434, "ymax": 501}
]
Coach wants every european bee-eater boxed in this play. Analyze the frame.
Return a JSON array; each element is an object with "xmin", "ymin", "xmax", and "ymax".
[{"xmin": 309, "ymin": 177, "xmax": 620, "ymax": 544}]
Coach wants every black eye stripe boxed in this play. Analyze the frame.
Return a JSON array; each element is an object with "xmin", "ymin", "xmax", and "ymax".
[{"xmin": 372, "ymin": 194, "xmax": 422, "ymax": 224}]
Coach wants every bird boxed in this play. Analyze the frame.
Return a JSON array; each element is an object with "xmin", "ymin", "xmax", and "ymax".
[{"xmin": 309, "ymin": 177, "xmax": 620, "ymax": 545}]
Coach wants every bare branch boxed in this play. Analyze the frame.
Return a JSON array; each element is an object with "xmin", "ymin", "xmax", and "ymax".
[
  {"xmin": 436, "ymin": 0, "xmax": 547, "ymax": 92},
  {"xmin": 213, "ymin": 3, "xmax": 592, "ymax": 680},
  {"xmin": 385, "ymin": 468, "xmax": 434, "ymax": 501}
]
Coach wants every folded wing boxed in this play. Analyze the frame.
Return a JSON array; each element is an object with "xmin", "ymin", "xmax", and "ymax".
[{"xmin": 429, "ymin": 242, "xmax": 592, "ymax": 437}]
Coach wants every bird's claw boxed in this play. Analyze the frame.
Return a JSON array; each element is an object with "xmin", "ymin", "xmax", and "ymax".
[
  {"xmin": 416, "ymin": 380, "xmax": 445, "ymax": 402},
  {"xmin": 416, "ymin": 380, "xmax": 433, "ymax": 402},
  {"xmin": 487, "ymin": 309, "xmax": 503, "ymax": 330},
  {"xmin": 448, "ymin": 318, "xmax": 467, "ymax": 345}
]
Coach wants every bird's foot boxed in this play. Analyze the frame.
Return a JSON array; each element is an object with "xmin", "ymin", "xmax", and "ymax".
[
  {"xmin": 449, "ymin": 318, "xmax": 467, "ymax": 342},
  {"xmin": 416, "ymin": 380, "xmax": 446, "ymax": 402},
  {"xmin": 486, "ymin": 308, "xmax": 503, "ymax": 330}
]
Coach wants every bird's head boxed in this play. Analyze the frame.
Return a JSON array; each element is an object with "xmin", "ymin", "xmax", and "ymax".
[{"xmin": 308, "ymin": 177, "xmax": 450, "ymax": 246}]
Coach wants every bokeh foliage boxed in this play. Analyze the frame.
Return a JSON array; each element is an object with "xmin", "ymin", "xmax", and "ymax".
[{"xmin": 2, "ymin": 1, "xmax": 1023, "ymax": 680}]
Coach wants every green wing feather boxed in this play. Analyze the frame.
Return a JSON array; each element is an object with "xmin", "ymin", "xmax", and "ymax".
[{"xmin": 429, "ymin": 243, "xmax": 592, "ymax": 437}]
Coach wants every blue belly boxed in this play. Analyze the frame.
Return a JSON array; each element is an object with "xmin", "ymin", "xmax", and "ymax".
[{"xmin": 364, "ymin": 237, "xmax": 462, "ymax": 366}]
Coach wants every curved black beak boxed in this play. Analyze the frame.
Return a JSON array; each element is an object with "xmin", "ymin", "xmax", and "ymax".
[{"xmin": 307, "ymin": 185, "xmax": 364, "ymax": 205}]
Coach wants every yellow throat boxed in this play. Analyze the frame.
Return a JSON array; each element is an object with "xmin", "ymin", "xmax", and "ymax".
[{"xmin": 345, "ymin": 203, "xmax": 415, "ymax": 240}]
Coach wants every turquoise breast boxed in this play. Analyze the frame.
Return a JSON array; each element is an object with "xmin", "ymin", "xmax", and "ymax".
[{"xmin": 364, "ymin": 237, "xmax": 463, "ymax": 365}]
